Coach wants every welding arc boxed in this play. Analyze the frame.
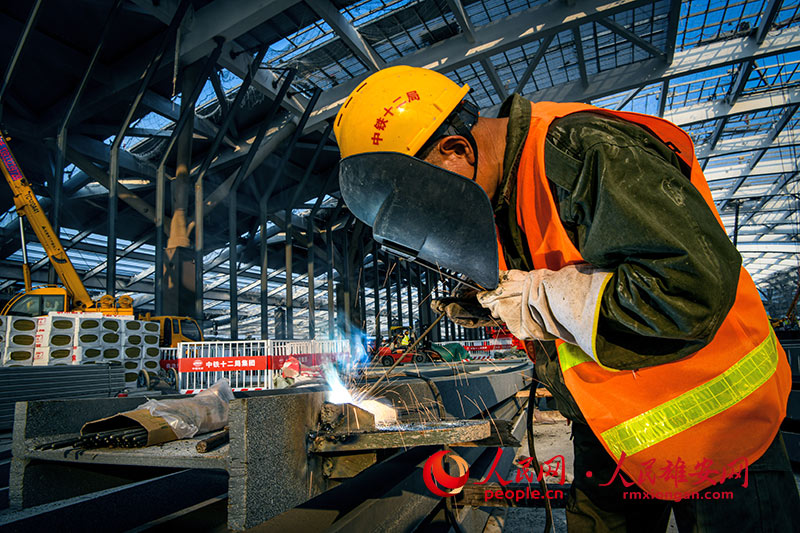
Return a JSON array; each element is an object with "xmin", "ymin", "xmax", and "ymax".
[{"xmin": 363, "ymin": 311, "xmax": 447, "ymax": 397}]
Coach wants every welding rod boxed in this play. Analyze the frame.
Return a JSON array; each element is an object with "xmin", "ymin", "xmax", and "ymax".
[{"xmin": 364, "ymin": 311, "xmax": 447, "ymax": 397}]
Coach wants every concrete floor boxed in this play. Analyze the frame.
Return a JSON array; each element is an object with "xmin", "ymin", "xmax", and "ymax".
[{"xmin": 481, "ymin": 411, "xmax": 679, "ymax": 533}]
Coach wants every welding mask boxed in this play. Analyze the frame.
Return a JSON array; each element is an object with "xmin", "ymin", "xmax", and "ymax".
[{"xmin": 339, "ymin": 151, "xmax": 499, "ymax": 290}]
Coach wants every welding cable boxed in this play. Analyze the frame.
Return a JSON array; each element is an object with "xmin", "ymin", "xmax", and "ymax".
[
  {"xmin": 396, "ymin": 372, "xmax": 445, "ymax": 420},
  {"xmin": 526, "ymin": 381, "xmax": 553, "ymax": 533}
]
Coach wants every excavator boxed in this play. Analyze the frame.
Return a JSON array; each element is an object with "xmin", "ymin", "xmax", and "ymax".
[{"xmin": 0, "ymin": 132, "xmax": 201, "ymax": 347}]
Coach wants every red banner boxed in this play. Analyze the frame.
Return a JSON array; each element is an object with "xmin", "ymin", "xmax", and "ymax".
[
  {"xmin": 178, "ymin": 356, "xmax": 268, "ymax": 373},
  {"xmin": 176, "ymin": 353, "xmax": 349, "ymax": 372}
]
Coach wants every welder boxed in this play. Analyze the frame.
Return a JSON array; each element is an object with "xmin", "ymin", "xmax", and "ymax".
[{"xmin": 334, "ymin": 65, "xmax": 799, "ymax": 532}]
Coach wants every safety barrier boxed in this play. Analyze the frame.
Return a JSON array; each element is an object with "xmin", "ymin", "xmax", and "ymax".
[
  {"xmin": 175, "ymin": 339, "xmax": 350, "ymax": 394},
  {"xmin": 159, "ymin": 347, "xmax": 178, "ymax": 371},
  {"xmin": 434, "ymin": 337, "xmax": 517, "ymax": 359}
]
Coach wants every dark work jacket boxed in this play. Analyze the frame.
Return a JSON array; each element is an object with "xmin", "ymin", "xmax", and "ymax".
[{"xmin": 494, "ymin": 95, "xmax": 741, "ymax": 422}]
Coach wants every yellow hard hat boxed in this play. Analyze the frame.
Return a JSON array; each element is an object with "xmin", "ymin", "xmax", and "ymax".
[{"xmin": 334, "ymin": 66, "xmax": 471, "ymax": 158}]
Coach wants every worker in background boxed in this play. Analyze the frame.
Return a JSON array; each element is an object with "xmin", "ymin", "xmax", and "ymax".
[
  {"xmin": 400, "ymin": 328, "xmax": 410, "ymax": 347},
  {"xmin": 334, "ymin": 66, "xmax": 799, "ymax": 532}
]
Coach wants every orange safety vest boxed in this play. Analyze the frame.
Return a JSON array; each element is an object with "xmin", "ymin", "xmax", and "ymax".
[{"xmin": 503, "ymin": 101, "xmax": 791, "ymax": 499}]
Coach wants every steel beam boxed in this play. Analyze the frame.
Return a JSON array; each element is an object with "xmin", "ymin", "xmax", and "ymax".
[
  {"xmin": 756, "ymin": 0, "xmax": 783, "ymax": 45},
  {"xmin": 306, "ymin": 0, "xmax": 385, "ymax": 72},
  {"xmin": 597, "ymin": 17, "xmax": 666, "ymax": 60},
  {"xmin": 306, "ymin": 0, "xmax": 654, "ymax": 127},
  {"xmin": 0, "ymin": 0, "xmax": 43, "ymax": 118},
  {"xmin": 445, "ymin": 0, "xmax": 476, "ymax": 42},
  {"xmin": 481, "ymin": 59, "xmax": 508, "ymax": 100},
  {"xmin": 716, "ymin": 103, "xmax": 799, "ymax": 210},
  {"xmin": 514, "ymin": 34, "xmax": 554, "ymax": 94},
  {"xmin": 487, "ymin": 25, "xmax": 800, "ymax": 116}
]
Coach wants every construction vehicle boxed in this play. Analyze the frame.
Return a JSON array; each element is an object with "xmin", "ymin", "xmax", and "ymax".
[
  {"xmin": 374, "ymin": 325, "xmax": 440, "ymax": 366},
  {"xmin": 0, "ymin": 132, "xmax": 201, "ymax": 348}
]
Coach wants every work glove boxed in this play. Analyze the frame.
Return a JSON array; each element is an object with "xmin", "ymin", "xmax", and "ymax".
[
  {"xmin": 476, "ymin": 266, "xmax": 613, "ymax": 358},
  {"xmin": 431, "ymin": 286, "xmax": 496, "ymax": 328}
]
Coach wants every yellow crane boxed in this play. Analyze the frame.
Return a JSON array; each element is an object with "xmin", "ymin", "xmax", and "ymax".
[{"xmin": 0, "ymin": 132, "xmax": 201, "ymax": 345}]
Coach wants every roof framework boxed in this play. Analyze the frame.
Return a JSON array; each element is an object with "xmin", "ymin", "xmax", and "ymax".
[{"xmin": 0, "ymin": 0, "xmax": 798, "ymax": 338}]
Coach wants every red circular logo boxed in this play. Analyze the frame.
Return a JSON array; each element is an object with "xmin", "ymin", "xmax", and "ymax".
[{"xmin": 423, "ymin": 450, "xmax": 470, "ymax": 497}]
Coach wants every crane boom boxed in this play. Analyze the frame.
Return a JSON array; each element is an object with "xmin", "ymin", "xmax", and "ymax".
[{"xmin": 0, "ymin": 133, "xmax": 94, "ymax": 309}]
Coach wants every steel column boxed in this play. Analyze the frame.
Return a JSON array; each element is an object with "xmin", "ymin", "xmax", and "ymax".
[
  {"xmin": 285, "ymin": 215, "xmax": 294, "ymax": 339},
  {"xmin": 384, "ymin": 252, "xmax": 393, "ymax": 331},
  {"xmin": 394, "ymin": 261, "xmax": 404, "ymax": 327},
  {"xmin": 307, "ymin": 216, "xmax": 315, "ymax": 339},
  {"xmin": 405, "ymin": 262, "xmax": 414, "ymax": 329},
  {"xmin": 53, "ymin": 0, "xmax": 122, "ymax": 287},
  {"xmin": 260, "ymin": 203, "xmax": 269, "ymax": 339},
  {"xmin": 155, "ymin": 166, "xmax": 166, "ymax": 315},
  {"xmin": 372, "ymin": 242, "xmax": 381, "ymax": 342},
  {"xmin": 358, "ymin": 239, "xmax": 366, "ymax": 331},
  {"xmin": 229, "ymin": 190, "xmax": 238, "ymax": 340},
  {"xmin": 341, "ymin": 230, "xmax": 352, "ymax": 341},
  {"xmin": 326, "ymin": 223, "xmax": 334, "ymax": 339},
  {"xmin": 195, "ymin": 43, "xmax": 268, "ymax": 321}
]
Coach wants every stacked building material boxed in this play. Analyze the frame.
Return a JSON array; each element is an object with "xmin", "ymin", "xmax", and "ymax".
[
  {"xmin": 100, "ymin": 318, "xmax": 124, "ymax": 362},
  {"xmin": 2, "ymin": 316, "xmax": 38, "ymax": 366},
  {"xmin": 33, "ymin": 315, "xmax": 80, "ymax": 366},
  {"xmin": 76, "ymin": 315, "xmax": 103, "ymax": 362},
  {"xmin": 140, "ymin": 321, "xmax": 162, "ymax": 379}
]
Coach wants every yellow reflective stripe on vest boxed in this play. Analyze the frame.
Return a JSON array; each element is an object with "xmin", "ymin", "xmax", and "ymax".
[
  {"xmin": 600, "ymin": 329, "xmax": 779, "ymax": 458},
  {"xmin": 558, "ymin": 342, "xmax": 591, "ymax": 373},
  {"xmin": 558, "ymin": 342, "xmax": 622, "ymax": 373}
]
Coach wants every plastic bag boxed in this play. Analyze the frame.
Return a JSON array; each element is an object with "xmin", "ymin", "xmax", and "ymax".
[{"xmin": 137, "ymin": 378, "xmax": 234, "ymax": 439}]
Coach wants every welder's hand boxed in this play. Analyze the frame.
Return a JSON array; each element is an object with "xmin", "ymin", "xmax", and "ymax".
[
  {"xmin": 476, "ymin": 270, "xmax": 555, "ymax": 341},
  {"xmin": 477, "ymin": 266, "xmax": 613, "ymax": 355},
  {"xmin": 431, "ymin": 286, "xmax": 496, "ymax": 328}
]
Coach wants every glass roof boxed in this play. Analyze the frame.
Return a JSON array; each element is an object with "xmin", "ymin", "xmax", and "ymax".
[{"xmin": 4, "ymin": 0, "xmax": 799, "ymax": 336}]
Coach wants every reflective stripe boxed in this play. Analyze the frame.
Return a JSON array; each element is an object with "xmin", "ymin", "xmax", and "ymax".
[
  {"xmin": 600, "ymin": 329, "xmax": 779, "ymax": 458},
  {"xmin": 558, "ymin": 342, "xmax": 592, "ymax": 373}
]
